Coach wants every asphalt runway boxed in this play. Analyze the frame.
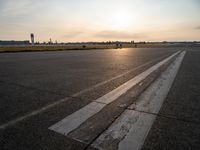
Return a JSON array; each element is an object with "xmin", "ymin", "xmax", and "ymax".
[{"xmin": 0, "ymin": 48, "xmax": 199, "ymax": 150}]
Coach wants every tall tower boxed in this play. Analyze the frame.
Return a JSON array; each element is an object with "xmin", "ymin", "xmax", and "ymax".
[{"xmin": 30, "ymin": 33, "xmax": 34, "ymax": 45}]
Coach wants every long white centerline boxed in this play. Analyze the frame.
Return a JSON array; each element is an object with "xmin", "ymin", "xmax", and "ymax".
[
  {"xmin": 91, "ymin": 51, "xmax": 186, "ymax": 150},
  {"xmin": 49, "ymin": 51, "xmax": 180, "ymax": 136},
  {"xmin": 0, "ymin": 51, "xmax": 174, "ymax": 129}
]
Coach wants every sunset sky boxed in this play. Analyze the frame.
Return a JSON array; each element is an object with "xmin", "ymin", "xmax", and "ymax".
[{"xmin": 0, "ymin": 0, "xmax": 200, "ymax": 42}]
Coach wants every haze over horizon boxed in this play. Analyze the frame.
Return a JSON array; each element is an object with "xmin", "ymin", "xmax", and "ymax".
[{"xmin": 0, "ymin": 0, "xmax": 200, "ymax": 42}]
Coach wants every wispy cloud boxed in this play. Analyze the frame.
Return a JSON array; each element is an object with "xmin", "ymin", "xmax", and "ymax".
[
  {"xmin": 0, "ymin": 0, "xmax": 32, "ymax": 14},
  {"xmin": 95, "ymin": 30, "xmax": 147, "ymax": 39},
  {"xmin": 195, "ymin": 26, "xmax": 200, "ymax": 30},
  {"xmin": 63, "ymin": 31, "xmax": 84, "ymax": 39}
]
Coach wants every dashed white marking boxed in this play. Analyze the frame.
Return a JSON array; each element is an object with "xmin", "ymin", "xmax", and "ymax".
[
  {"xmin": 91, "ymin": 51, "xmax": 185, "ymax": 150},
  {"xmin": 49, "ymin": 51, "xmax": 179, "ymax": 136}
]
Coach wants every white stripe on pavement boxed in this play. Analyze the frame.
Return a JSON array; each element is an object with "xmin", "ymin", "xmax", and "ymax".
[
  {"xmin": 95, "ymin": 51, "xmax": 179, "ymax": 104},
  {"xmin": 49, "ymin": 102, "xmax": 106, "ymax": 136},
  {"xmin": 49, "ymin": 51, "xmax": 180, "ymax": 136},
  {"xmin": 91, "ymin": 51, "xmax": 186, "ymax": 150}
]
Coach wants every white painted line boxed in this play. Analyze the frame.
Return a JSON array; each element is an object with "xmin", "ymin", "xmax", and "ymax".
[
  {"xmin": 128, "ymin": 51, "xmax": 186, "ymax": 114},
  {"xmin": 72, "ymin": 52, "xmax": 172, "ymax": 98},
  {"xmin": 95, "ymin": 51, "xmax": 179, "ymax": 104},
  {"xmin": 91, "ymin": 51, "xmax": 186, "ymax": 150},
  {"xmin": 92, "ymin": 110, "xmax": 153, "ymax": 150},
  {"xmin": 0, "ymin": 51, "xmax": 170, "ymax": 129},
  {"xmin": 49, "ymin": 51, "xmax": 179, "ymax": 136},
  {"xmin": 49, "ymin": 102, "xmax": 105, "ymax": 135}
]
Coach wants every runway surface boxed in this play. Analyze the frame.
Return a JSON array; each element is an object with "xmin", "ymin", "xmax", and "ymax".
[{"xmin": 0, "ymin": 48, "xmax": 199, "ymax": 150}]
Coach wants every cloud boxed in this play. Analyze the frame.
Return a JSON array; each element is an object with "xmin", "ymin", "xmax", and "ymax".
[
  {"xmin": 0, "ymin": 0, "xmax": 32, "ymax": 13},
  {"xmin": 0, "ymin": 0, "xmax": 49, "ymax": 17},
  {"xmin": 195, "ymin": 26, "xmax": 200, "ymax": 30},
  {"xmin": 95, "ymin": 30, "xmax": 147, "ymax": 39},
  {"xmin": 63, "ymin": 31, "xmax": 84, "ymax": 39}
]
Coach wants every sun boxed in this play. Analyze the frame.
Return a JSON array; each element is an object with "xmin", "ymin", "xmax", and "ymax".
[{"xmin": 109, "ymin": 10, "xmax": 130, "ymax": 30}]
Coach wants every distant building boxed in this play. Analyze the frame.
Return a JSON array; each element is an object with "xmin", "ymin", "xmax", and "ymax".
[
  {"xmin": 30, "ymin": 33, "xmax": 34, "ymax": 45},
  {"xmin": 49, "ymin": 38, "xmax": 52, "ymax": 44},
  {"xmin": 0, "ymin": 40, "xmax": 30, "ymax": 45}
]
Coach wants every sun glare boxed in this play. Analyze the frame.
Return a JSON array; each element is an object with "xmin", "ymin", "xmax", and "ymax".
[{"xmin": 110, "ymin": 10, "xmax": 130, "ymax": 30}]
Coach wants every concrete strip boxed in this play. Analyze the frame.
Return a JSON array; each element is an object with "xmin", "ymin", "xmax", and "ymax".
[
  {"xmin": 49, "ymin": 51, "xmax": 179, "ymax": 137},
  {"xmin": 91, "ymin": 51, "xmax": 185, "ymax": 150},
  {"xmin": 91, "ymin": 110, "xmax": 154, "ymax": 150},
  {"xmin": 128, "ymin": 51, "xmax": 186, "ymax": 114},
  {"xmin": 0, "ymin": 51, "xmax": 171, "ymax": 129}
]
